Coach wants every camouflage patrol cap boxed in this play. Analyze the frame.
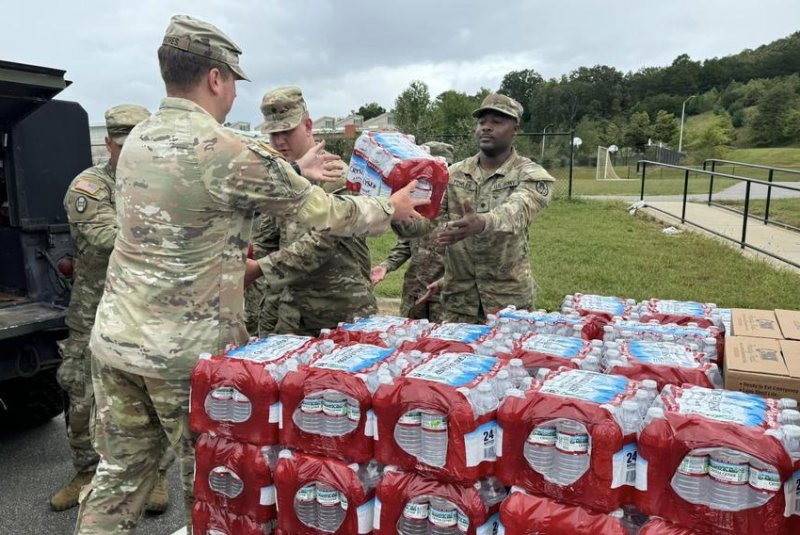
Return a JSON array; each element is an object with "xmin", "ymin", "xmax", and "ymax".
[
  {"xmin": 260, "ymin": 86, "xmax": 308, "ymax": 133},
  {"xmin": 422, "ymin": 141, "xmax": 455, "ymax": 164},
  {"xmin": 162, "ymin": 15, "xmax": 250, "ymax": 81},
  {"xmin": 472, "ymin": 93, "xmax": 524, "ymax": 122},
  {"xmin": 105, "ymin": 104, "xmax": 151, "ymax": 146}
]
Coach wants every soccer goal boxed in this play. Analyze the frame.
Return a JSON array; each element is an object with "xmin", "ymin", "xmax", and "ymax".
[{"xmin": 595, "ymin": 145, "xmax": 632, "ymax": 180}]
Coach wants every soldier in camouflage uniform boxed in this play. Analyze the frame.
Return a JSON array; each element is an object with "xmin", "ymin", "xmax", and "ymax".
[
  {"xmin": 75, "ymin": 15, "xmax": 425, "ymax": 534},
  {"xmin": 371, "ymin": 141, "xmax": 453, "ymax": 322},
  {"xmin": 52, "ymin": 105, "xmax": 173, "ymax": 514},
  {"xmin": 254, "ymin": 87, "xmax": 377, "ymax": 337},
  {"xmin": 398, "ymin": 94, "xmax": 555, "ymax": 324}
]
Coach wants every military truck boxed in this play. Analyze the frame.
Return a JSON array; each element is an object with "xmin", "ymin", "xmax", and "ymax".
[{"xmin": 0, "ymin": 60, "xmax": 92, "ymax": 427}]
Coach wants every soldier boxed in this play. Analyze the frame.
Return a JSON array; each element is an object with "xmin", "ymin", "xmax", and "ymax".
[
  {"xmin": 400, "ymin": 94, "xmax": 555, "ymax": 324},
  {"xmin": 52, "ymin": 105, "xmax": 173, "ymax": 514},
  {"xmin": 370, "ymin": 141, "xmax": 453, "ymax": 322},
  {"xmin": 254, "ymin": 86, "xmax": 377, "ymax": 336},
  {"xmin": 75, "ymin": 15, "xmax": 425, "ymax": 534}
]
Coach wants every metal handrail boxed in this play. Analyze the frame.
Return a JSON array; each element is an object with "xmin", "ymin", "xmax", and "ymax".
[
  {"xmin": 703, "ymin": 158, "xmax": 800, "ymax": 176},
  {"xmin": 638, "ymin": 160, "xmax": 800, "ymax": 269}
]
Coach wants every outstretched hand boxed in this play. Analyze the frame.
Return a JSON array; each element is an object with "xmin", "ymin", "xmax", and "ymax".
[
  {"xmin": 415, "ymin": 279, "xmax": 442, "ymax": 306},
  {"xmin": 434, "ymin": 199, "xmax": 486, "ymax": 246},
  {"xmin": 390, "ymin": 179, "xmax": 430, "ymax": 223},
  {"xmin": 370, "ymin": 265, "xmax": 388, "ymax": 286},
  {"xmin": 296, "ymin": 140, "xmax": 346, "ymax": 182}
]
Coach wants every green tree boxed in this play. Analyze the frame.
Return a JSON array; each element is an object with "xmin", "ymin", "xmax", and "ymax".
[
  {"xmin": 355, "ymin": 102, "xmax": 386, "ymax": 121},
  {"xmin": 430, "ymin": 90, "xmax": 479, "ymax": 135},
  {"xmin": 623, "ymin": 111, "xmax": 652, "ymax": 151},
  {"xmin": 686, "ymin": 114, "xmax": 733, "ymax": 162},
  {"xmin": 393, "ymin": 80, "xmax": 433, "ymax": 138},
  {"xmin": 499, "ymin": 69, "xmax": 544, "ymax": 125},
  {"xmin": 750, "ymin": 79, "xmax": 800, "ymax": 145},
  {"xmin": 651, "ymin": 110, "xmax": 679, "ymax": 146}
]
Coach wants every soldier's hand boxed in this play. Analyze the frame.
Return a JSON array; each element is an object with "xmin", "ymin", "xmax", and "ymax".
[
  {"xmin": 415, "ymin": 279, "xmax": 442, "ymax": 306},
  {"xmin": 296, "ymin": 140, "xmax": 346, "ymax": 183},
  {"xmin": 244, "ymin": 259, "xmax": 263, "ymax": 288},
  {"xmin": 370, "ymin": 265, "xmax": 388, "ymax": 286},
  {"xmin": 435, "ymin": 199, "xmax": 486, "ymax": 246},
  {"xmin": 390, "ymin": 180, "xmax": 430, "ymax": 223}
]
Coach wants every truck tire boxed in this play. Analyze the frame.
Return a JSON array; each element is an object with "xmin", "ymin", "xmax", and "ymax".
[{"xmin": 0, "ymin": 367, "xmax": 65, "ymax": 429}]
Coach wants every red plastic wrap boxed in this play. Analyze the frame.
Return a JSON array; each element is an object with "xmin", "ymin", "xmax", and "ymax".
[
  {"xmin": 638, "ymin": 517, "xmax": 700, "ymax": 535},
  {"xmin": 493, "ymin": 306, "xmax": 603, "ymax": 341},
  {"xmin": 638, "ymin": 299, "xmax": 719, "ymax": 330},
  {"xmin": 496, "ymin": 369, "xmax": 642, "ymax": 512},
  {"xmin": 192, "ymin": 500, "xmax": 276, "ymax": 535},
  {"xmin": 635, "ymin": 387, "xmax": 794, "ymax": 535},
  {"xmin": 498, "ymin": 490, "xmax": 627, "ymax": 534},
  {"xmin": 321, "ymin": 316, "xmax": 418, "ymax": 347},
  {"xmin": 373, "ymin": 352, "xmax": 504, "ymax": 484},
  {"xmin": 373, "ymin": 469, "xmax": 502, "ymax": 535},
  {"xmin": 273, "ymin": 451, "xmax": 374, "ymax": 535},
  {"xmin": 506, "ymin": 333, "xmax": 594, "ymax": 373},
  {"xmin": 193, "ymin": 434, "xmax": 277, "ymax": 523},
  {"xmin": 400, "ymin": 322, "xmax": 494, "ymax": 354}
]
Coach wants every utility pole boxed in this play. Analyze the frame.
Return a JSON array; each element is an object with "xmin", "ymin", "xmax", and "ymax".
[{"xmin": 678, "ymin": 95, "xmax": 697, "ymax": 153}]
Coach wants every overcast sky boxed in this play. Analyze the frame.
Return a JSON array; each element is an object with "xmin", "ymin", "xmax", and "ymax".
[{"xmin": 4, "ymin": 0, "xmax": 799, "ymax": 126}]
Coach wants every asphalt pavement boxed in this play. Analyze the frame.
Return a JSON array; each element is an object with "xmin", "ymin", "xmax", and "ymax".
[{"xmin": 0, "ymin": 414, "xmax": 184, "ymax": 535}]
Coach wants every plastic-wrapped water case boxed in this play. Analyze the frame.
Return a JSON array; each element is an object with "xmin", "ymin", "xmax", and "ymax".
[
  {"xmin": 373, "ymin": 352, "xmax": 507, "ymax": 483},
  {"xmin": 373, "ymin": 468, "xmax": 504, "ymax": 535},
  {"xmin": 273, "ymin": 450, "xmax": 378, "ymax": 535},
  {"xmin": 280, "ymin": 343, "xmax": 412, "ymax": 462},
  {"xmin": 321, "ymin": 315, "xmax": 432, "ymax": 348},
  {"xmin": 498, "ymin": 488, "xmax": 628, "ymax": 534},
  {"xmin": 508, "ymin": 333, "xmax": 598, "ymax": 376},
  {"xmin": 637, "ymin": 298, "xmax": 723, "ymax": 330},
  {"xmin": 635, "ymin": 386, "xmax": 800, "ymax": 535},
  {"xmin": 193, "ymin": 434, "xmax": 278, "ymax": 523},
  {"xmin": 562, "ymin": 293, "xmax": 637, "ymax": 323},
  {"xmin": 346, "ymin": 131, "xmax": 449, "ymax": 220},
  {"xmin": 490, "ymin": 306, "xmax": 601, "ymax": 340},
  {"xmin": 190, "ymin": 335, "xmax": 317, "ymax": 445},
  {"xmin": 192, "ymin": 500, "xmax": 276, "ymax": 535},
  {"xmin": 603, "ymin": 319, "xmax": 724, "ymax": 364},
  {"xmin": 400, "ymin": 322, "xmax": 494, "ymax": 355},
  {"xmin": 496, "ymin": 369, "xmax": 647, "ymax": 512}
]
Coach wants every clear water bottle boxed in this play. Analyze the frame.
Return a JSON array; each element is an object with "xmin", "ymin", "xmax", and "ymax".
[
  {"xmin": 322, "ymin": 390, "xmax": 350, "ymax": 436},
  {"xmin": 781, "ymin": 424, "xmax": 800, "ymax": 458},
  {"xmin": 457, "ymin": 508, "xmax": 469, "ymax": 533},
  {"xmin": 708, "ymin": 450, "xmax": 750, "ymax": 511},
  {"xmin": 316, "ymin": 483, "xmax": 343, "ymax": 532},
  {"xmin": 478, "ymin": 476, "xmax": 508, "ymax": 506},
  {"xmin": 779, "ymin": 398, "xmax": 798, "ymax": 410},
  {"xmin": 300, "ymin": 391, "xmax": 323, "ymax": 434},
  {"xmin": 206, "ymin": 387, "xmax": 233, "ymax": 421},
  {"xmin": 420, "ymin": 412, "xmax": 448, "ymax": 467},
  {"xmin": 395, "ymin": 410, "xmax": 422, "ymax": 457},
  {"xmin": 231, "ymin": 389, "xmax": 252, "ymax": 422},
  {"xmin": 295, "ymin": 483, "xmax": 318, "ymax": 528},
  {"xmin": 347, "ymin": 396, "xmax": 361, "ymax": 430},
  {"xmin": 472, "ymin": 382, "xmax": 499, "ymax": 415},
  {"xmin": 748, "ymin": 458, "xmax": 781, "ymax": 505},
  {"xmin": 428, "ymin": 497, "xmax": 458, "ymax": 535},
  {"xmin": 553, "ymin": 419, "xmax": 590, "ymax": 486},
  {"xmin": 208, "ymin": 466, "xmax": 244, "ymax": 498},
  {"xmin": 407, "ymin": 349, "xmax": 424, "ymax": 364},
  {"xmin": 508, "ymin": 358, "xmax": 530, "ymax": 388},
  {"xmin": 524, "ymin": 423, "xmax": 556, "ymax": 477},
  {"xmin": 641, "ymin": 379, "xmax": 659, "ymax": 401},
  {"xmin": 619, "ymin": 400, "xmax": 642, "ymax": 435},
  {"xmin": 359, "ymin": 459, "xmax": 383, "ymax": 492},
  {"xmin": 642, "ymin": 406, "xmax": 664, "ymax": 431},
  {"xmin": 633, "ymin": 390, "xmax": 652, "ymax": 417},
  {"xmin": 398, "ymin": 498, "xmax": 429, "ymax": 535},
  {"xmin": 672, "ymin": 453, "xmax": 709, "ymax": 504},
  {"xmin": 580, "ymin": 355, "xmax": 600, "ymax": 372},
  {"xmin": 492, "ymin": 370, "xmax": 513, "ymax": 400}
]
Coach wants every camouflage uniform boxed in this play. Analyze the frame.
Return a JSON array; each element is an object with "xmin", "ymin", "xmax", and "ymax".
[
  {"xmin": 76, "ymin": 16, "xmax": 393, "ymax": 535},
  {"xmin": 243, "ymin": 214, "xmax": 275, "ymax": 335},
  {"xmin": 255, "ymin": 87, "xmax": 377, "ymax": 337},
  {"xmin": 397, "ymin": 96, "xmax": 554, "ymax": 324}
]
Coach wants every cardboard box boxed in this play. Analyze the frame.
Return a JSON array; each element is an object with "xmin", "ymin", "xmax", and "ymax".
[
  {"xmin": 775, "ymin": 309, "xmax": 800, "ymax": 341},
  {"xmin": 724, "ymin": 336, "xmax": 800, "ymax": 403},
  {"xmin": 730, "ymin": 309, "xmax": 783, "ymax": 339}
]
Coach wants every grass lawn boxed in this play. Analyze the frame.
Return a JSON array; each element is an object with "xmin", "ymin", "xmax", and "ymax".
[
  {"xmin": 560, "ymin": 166, "xmax": 738, "ymax": 198},
  {"xmin": 716, "ymin": 198, "xmax": 800, "ymax": 229},
  {"xmin": 369, "ymin": 199, "xmax": 800, "ymax": 311}
]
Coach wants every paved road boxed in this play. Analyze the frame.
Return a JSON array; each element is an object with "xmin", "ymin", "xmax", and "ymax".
[{"xmin": 0, "ymin": 414, "xmax": 184, "ymax": 535}]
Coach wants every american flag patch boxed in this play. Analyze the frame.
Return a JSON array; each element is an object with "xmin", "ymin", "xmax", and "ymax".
[{"xmin": 74, "ymin": 179, "xmax": 100, "ymax": 195}]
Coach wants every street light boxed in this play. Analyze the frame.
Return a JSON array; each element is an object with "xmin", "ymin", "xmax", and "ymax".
[
  {"xmin": 540, "ymin": 124, "xmax": 554, "ymax": 162},
  {"xmin": 678, "ymin": 95, "xmax": 697, "ymax": 154}
]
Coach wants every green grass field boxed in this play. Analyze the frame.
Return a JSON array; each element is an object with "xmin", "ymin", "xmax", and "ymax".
[
  {"xmin": 717, "ymin": 198, "xmax": 800, "ymax": 229},
  {"xmin": 369, "ymin": 199, "xmax": 800, "ymax": 311}
]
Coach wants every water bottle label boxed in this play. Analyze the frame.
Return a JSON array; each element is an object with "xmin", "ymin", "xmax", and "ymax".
[
  {"xmin": 476, "ymin": 514, "xmax": 502, "ymax": 535},
  {"xmin": 340, "ymin": 494, "xmax": 349, "ymax": 510},
  {"xmin": 465, "ymin": 420, "xmax": 499, "ymax": 466},
  {"xmin": 708, "ymin": 457, "xmax": 749, "ymax": 485},
  {"xmin": 322, "ymin": 397, "xmax": 348, "ymax": 418},
  {"xmin": 628, "ymin": 340, "xmax": 701, "ymax": 368},
  {"xmin": 367, "ymin": 410, "xmax": 378, "ymax": 439},
  {"xmin": 342, "ymin": 315, "xmax": 408, "ymax": 332},
  {"xmin": 540, "ymin": 370, "xmax": 629, "ymax": 404},
  {"xmin": 350, "ymin": 154, "xmax": 393, "ymax": 197},
  {"xmin": 649, "ymin": 299, "xmax": 708, "ymax": 317},
  {"xmin": 260, "ymin": 485, "xmax": 276, "ymax": 506},
  {"xmin": 749, "ymin": 465, "xmax": 781, "ymax": 492},
  {"xmin": 527, "ymin": 426, "xmax": 557, "ymax": 446},
  {"xmin": 611, "ymin": 443, "xmax": 638, "ymax": 488},
  {"xmin": 269, "ymin": 401, "xmax": 281, "ymax": 424},
  {"xmin": 301, "ymin": 396, "xmax": 323, "ymax": 414},
  {"xmin": 422, "ymin": 413, "xmax": 448, "ymax": 431},
  {"xmin": 457, "ymin": 510, "xmax": 470, "ymax": 531},
  {"xmin": 677, "ymin": 455, "xmax": 709, "ymax": 476},
  {"xmin": 429, "ymin": 505, "xmax": 457, "ymax": 527},
  {"xmin": 427, "ymin": 323, "xmax": 491, "ymax": 343},
  {"xmin": 403, "ymin": 501, "xmax": 430, "ymax": 520},
  {"xmin": 398, "ymin": 411, "xmax": 422, "ymax": 425},
  {"xmin": 635, "ymin": 454, "xmax": 649, "ymax": 491},
  {"xmin": 555, "ymin": 431, "xmax": 590, "ymax": 453},
  {"xmin": 522, "ymin": 334, "xmax": 585, "ymax": 358},
  {"xmin": 784, "ymin": 470, "xmax": 800, "ymax": 517},
  {"xmin": 407, "ymin": 352, "xmax": 498, "ymax": 386},
  {"xmin": 297, "ymin": 485, "xmax": 316, "ymax": 502},
  {"xmin": 348, "ymin": 402, "xmax": 361, "ymax": 422},
  {"xmin": 312, "ymin": 344, "xmax": 396, "ymax": 373},
  {"xmin": 576, "ymin": 294, "xmax": 625, "ymax": 315},
  {"xmin": 317, "ymin": 487, "xmax": 341, "ymax": 506},
  {"xmin": 357, "ymin": 498, "xmax": 375, "ymax": 534},
  {"xmin": 226, "ymin": 335, "xmax": 312, "ymax": 362},
  {"xmin": 373, "ymin": 497, "xmax": 382, "ymax": 530},
  {"xmin": 410, "ymin": 179, "xmax": 433, "ymax": 200}
]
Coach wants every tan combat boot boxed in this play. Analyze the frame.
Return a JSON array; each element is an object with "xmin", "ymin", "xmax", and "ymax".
[
  {"xmin": 145, "ymin": 470, "xmax": 170, "ymax": 514},
  {"xmin": 50, "ymin": 471, "xmax": 94, "ymax": 511}
]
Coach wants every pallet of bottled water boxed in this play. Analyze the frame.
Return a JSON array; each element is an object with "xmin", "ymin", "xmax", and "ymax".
[
  {"xmin": 635, "ymin": 386, "xmax": 800, "ymax": 534},
  {"xmin": 274, "ymin": 450, "xmax": 381, "ymax": 534},
  {"xmin": 489, "ymin": 306, "xmax": 600, "ymax": 340},
  {"xmin": 373, "ymin": 352, "xmax": 516, "ymax": 483},
  {"xmin": 321, "ymin": 315, "xmax": 434, "ymax": 348},
  {"xmin": 401, "ymin": 322, "xmax": 516, "ymax": 356},
  {"xmin": 603, "ymin": 319, "xmax": 723, "ymax": 364},
  {"xmin": 498, "ymin": 488, "xmax": 632, "ymax": 534},
  {"xmin": 373, "ymin": 468, "xmax": 504, "ymax": 535},
  {"xmin": 496, "ymin": 368, "xmax": 653, "ymax": 512},
  {"xmin": 637, "ymin": 298, "xmax": 725, "ymax": 330},
  {"xmin": 506, "ymin": 332, "xmax": 601, "ymax": 377},
  {"xmin": 562, "ymin": 293, "xmax": 638, "ymax": 322},
  {"xmin": 193, "ymin": 434, "xmax": 279, "ymax": 525},
  {"xmin": 193, "ymin": 500, "xmax": 277, "ymax": 535},
  {"xmin": 600, "ymin": 338, "xmax": 723, "ymax": 390},
  {"xmin": 280, "ymin": 342, "xmax": 425, "ymax": 463},
  {"xmin": 190, "ymin": 335, "xmax": 321, "ymax": 445}
]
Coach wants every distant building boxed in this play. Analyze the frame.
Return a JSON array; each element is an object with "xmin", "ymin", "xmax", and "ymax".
[
  {"xmin": 89, "ymin": 124, "xmax": 108, "ymax": 165},
  {"xmin": 311, "ymin": 112, "xmax": 396, "ymax": 135},
  {"xmin": 362, "ymin": 112, "xmax": 394, "ymax": 131},
  {"xmin": 226, "ymin": 121, "xmax": 251, "ymax": 131}
]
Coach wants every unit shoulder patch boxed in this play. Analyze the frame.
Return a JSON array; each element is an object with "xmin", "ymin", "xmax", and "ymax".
[
  {"xmin": 535, "ymin": 181, "xmax": 550, "ymax": 196},
  {"xmin": 75, "ymin": 196, "xmax": 88, "ymax": 213}
]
